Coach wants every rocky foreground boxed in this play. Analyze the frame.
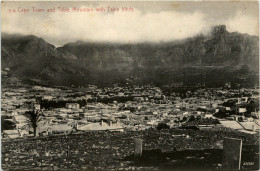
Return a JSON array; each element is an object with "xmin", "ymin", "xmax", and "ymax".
[{"xmin": 2, "ymin": 127, "xmax": 259, "ymax": 170}]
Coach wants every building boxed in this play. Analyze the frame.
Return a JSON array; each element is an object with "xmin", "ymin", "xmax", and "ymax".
[
  {"xmin": 239, "ymin": 108, "xmax": 247, "ymax": 113},
  {"xmin": 48, "ymin": 124, "xmax": 74, "ymax": 134},
  {"xmin": 2, "ymin": 130, "xmax": 21, "ymax": 139},
  {"xmin": 66, "ymin": 103, "xmax": 80, "ymax": 109},
  {"xmin": 77, "ymin": 121, "xmax": 124, "ymax": 132},
  {"xmin": 42, "ymin": 95, "xmax": 53, "ymax": 101}
]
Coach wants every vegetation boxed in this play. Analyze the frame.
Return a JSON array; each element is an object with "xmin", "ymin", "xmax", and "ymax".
[
  {"xmin": 2, "ymin": 128, "xmax": 259, "ymax": 170},
  {"xmin": 1, "ymin": 116, "xmax": 16, "ymax": 131},
  {"xmin": 39, "ymin": 96, "xmax": 135, "ymax": 109},
  {"xmin": 23, "ymin": 109, "xmax": 43, "ymax": 137},
  {"xmin": 157, "ymin": 122, "xmax": 170, "ymax": 130}
]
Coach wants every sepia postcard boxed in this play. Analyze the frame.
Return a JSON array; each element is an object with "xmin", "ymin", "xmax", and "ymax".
[{"xmin": 1, "ymin": 1, "xmax": 259, "ymax": 170}]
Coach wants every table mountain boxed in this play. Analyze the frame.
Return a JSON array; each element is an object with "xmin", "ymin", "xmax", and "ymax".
[{"xmin": 2, "ymin": 25, "xmax": 259, "ymax": 87}]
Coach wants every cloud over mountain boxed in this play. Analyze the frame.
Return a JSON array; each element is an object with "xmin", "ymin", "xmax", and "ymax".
[
  {"xmin": 2, "ymin": 25, "xmax": 259, "ymax": 87},
  {"xmin": 2, "ymin": 1, "xmax": 258, "ymax": 47}
]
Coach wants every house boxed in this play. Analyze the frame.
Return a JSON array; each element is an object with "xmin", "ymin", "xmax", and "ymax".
[
  {"xmin": 118, "ymin": 92, "xmax": 125, "ymax": 97},
  {"xmin": 226, "ymin": 107, "xmax": 231, "ymax": 111},
  {"xmin": 251, "ymin": 112, "xmax": 259, "ymax": 118},
  {"xmin": 42, "ymin": 95, "xmax": 53, "ymax": 101},
  {"xmin": 13, "ymin": 114, "xmax": 28, "ymax": 128},
  {"xmin": 59, "ymin": 108, "xmax": 72, "ymax": 113},
  {"xmin": 239, "ymin": 108, "xmax": 247, "ymax": 113},
  {"xmin": 19, "ymin": 129, "xmax": 29, "ymax": 137},
  {"xmin": 2, "ymin": 130, "xmax": 21, "ymax": 139},
  {"xmin": 66, "ymin": 103, "xmax": 80, "ymax": 109},
  {"xmin": 48, "ymin": 124, "xmax": 74, "ymax": 134},
  {"xmin": 241, "ymin": 97, "xmax": 249, "ymax": 103},
  {"xmin": 77, "ymin": 121, "xmax": 124, "ymax": 132},
  {"xmin": 146, "ymin": 120, "xmax": 157, "ymax": 128},
  {"xmin": 204, "ymin": 114, "xmax": 213, "ymax": 118}
]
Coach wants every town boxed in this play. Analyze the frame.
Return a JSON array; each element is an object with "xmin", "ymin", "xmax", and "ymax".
[{"xmin": 2, "ymin": 68, "xmax": 259, "ymax": 139}]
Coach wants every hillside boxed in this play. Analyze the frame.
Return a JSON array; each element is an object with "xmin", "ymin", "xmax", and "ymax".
[
  {"xmin": 1, "ymin": 25, "xmax": 259, "ymax": 87},
  {"xmin": 1, "ymin": 33, "xmax": 89, "ymax": 86},
  {"xmin": 2, "ymin": 128, "xmax": 259, "ymax": 170}
]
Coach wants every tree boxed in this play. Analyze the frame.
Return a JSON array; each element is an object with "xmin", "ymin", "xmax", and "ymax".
[
  {"xmin": 247, "ymin": 100, "xmax": 256, "ymax": 114},
  {"xmin": 24, "ymin": 109, "xmax": 43, "ymax": 137},
  {"xmin": 157, "ymin": 122, "xmax": 170, "ymax": 130},
  {"xmin": 1, "ymin": 118, "xmax": 16, "ymax": 131}
]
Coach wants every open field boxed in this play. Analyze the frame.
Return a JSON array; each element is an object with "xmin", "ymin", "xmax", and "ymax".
[{"xmin": 2, "ymin": 128, "xmax": 259, "ymax": 170}]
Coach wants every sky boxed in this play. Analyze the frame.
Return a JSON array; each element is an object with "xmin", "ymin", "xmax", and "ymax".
[{"xmin": 1, "ymin": 1, "xmax": 259, "ymax": 47}]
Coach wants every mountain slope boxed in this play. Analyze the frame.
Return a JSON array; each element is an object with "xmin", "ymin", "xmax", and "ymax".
[
  {"xmin": 1, "ymin": 25, "xmax": 259, "ymax": 87},
  {"xmin": 1, "ymin": 33, "xmax": 89, "ymax": 86}
]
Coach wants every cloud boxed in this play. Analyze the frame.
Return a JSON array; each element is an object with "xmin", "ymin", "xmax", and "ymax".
[
  {"xmin": 224, "ymin": 12, "xmax": 259, "ymax": 36},
  {"xmin": 1, "ymin": 3, "xmax": 258, "ymax": 47}
]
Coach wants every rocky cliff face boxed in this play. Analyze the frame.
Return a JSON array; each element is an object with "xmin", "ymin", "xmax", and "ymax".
[{"xmin": 1, "ymin": 25, "xmax": 259, "ymax": 87}]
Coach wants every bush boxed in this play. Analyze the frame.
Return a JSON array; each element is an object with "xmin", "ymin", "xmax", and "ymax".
[
  {"xmin": 1, "ymin": 118, "xmax": 16, "ymax": 131},
  {"xmin": 157, "ymin": 122, "xmax": 170, "ymax": 130}
]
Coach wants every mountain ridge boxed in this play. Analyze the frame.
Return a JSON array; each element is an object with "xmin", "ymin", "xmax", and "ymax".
[{"xmin": 1, "ymin": 25, "xmax": 259, "ymax": 87}]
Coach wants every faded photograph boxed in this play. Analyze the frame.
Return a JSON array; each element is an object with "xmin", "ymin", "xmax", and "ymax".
[{"xmin": 1, "ymin": 1, "xmax": 259, "ymax": 170}]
